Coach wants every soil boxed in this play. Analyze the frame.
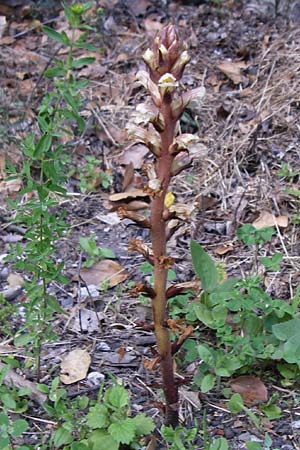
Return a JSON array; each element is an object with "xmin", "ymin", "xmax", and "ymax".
[{"xmin": 1, "ymin": 0, "xmax": 300, "ymax": 448}]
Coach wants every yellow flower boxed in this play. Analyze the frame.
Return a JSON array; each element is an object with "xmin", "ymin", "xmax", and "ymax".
[{"xmin": 164, "ymin": 192, "xmax": 175, "ymax": 208}]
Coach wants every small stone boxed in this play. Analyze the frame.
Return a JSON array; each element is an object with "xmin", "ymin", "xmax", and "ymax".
[
  {"xmin": 292, "ymin": 420, "xmax": 300, "ymax": 429},
  {"xmin": 97, "ymin": 341, "xmax": 111, "ymax": 352},
  {"xmin": 87, "ymin": 371, "xmax": 105, "ymax": 386}
]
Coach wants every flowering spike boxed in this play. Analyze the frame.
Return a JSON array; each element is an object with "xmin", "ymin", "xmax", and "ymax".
[{"xmin": 124, "ymin": 23, "xmax": 205, "ymax": 427}]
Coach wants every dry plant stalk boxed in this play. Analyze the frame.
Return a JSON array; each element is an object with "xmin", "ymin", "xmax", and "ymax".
[{"xmin": 124, "ymin": 24, "xmax": 205, "ymax": 426}]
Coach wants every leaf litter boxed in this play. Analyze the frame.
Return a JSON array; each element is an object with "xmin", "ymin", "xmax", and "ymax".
[{"xmin": 1, "ymin": 0, "xmax": 300, "ymax": 448}]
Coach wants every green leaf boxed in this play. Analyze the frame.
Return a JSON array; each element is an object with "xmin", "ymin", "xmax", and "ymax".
[
  {"xmin": 0, "ymin": 413, "xmax": 9, "ymax": 427},
  {"xmin": 200, "ymin": 373, "xmax": 216, "ymax": 393},
  {"xmin": 44, "ymin": 67, "xmax": 67, "ymax": 78},
  {"xmin": 104, "ymin": 385, "xmax": 129, "ymax": 409},
  {"xmin": 89, "ymin": 429, "xmax": 119, "ymax": 450},
  {"xmin": 197, "ymin": 344, "xmax": 215, "ymax": 365},
  {"xmin": 86, "ymin": 404, "xmax": 108, "ymax": 429},
  {"xmin": 98, "ymin": 248, "xmax": 116, "ymax": 259},
  {"xmin": 262, "ymin": 404, "xmax": 281, "ymax": 420},
  {"xmin": 190, "ymin": 240, "xmax": 219, "ymax": 292},
  {"xmin": 11, "ymin": 419, "xmax": 29, "ymax": 437},
  {"xmin": 108, "ymin": 418, "xmax": 135, "ymax": 444},
  {"xmin": 209, "ymin": 438, "xmax": 229, "ymax": 450},
  {"xmin": 33, "ymin": 133, "xmax": 52, "ymax": 158},
  {"xmin": 246, "ymin": 442, "xmax": 263, "ymax": 450},
  {"xmin": 272, "ymin": 319, "xmax": 300, "ymax": 363},
  {"xmin": 131, "ymin": 414, "xmax": 155, "ymax": 436},
  {"xmin": 71, "ymin": 442, "xmax": 89, "ymax": 450},
  {"xmin": 71, "ymin": 57, "xmax": 96, "ymax": 68},
  {"xmin": 0, "ymin": 435, "xmax": 9, "ymax": 449},
  {"xmin": 272, "ymin": 318, "xmax": 300, "ymax": 341},
  {"xmin": 43, "ymin": 26, "xmax": 69, "ymax": 45},
  {"xmin": 52, "ymin": 426, "xmax": 73, "ymax": 447},
  {"xmin": 1, "ymin": 392, "xmax": 16, "ymax": 409},
  {"xmin": 228, "ymin": 393, "xmax": 244, "ymax": 414}
]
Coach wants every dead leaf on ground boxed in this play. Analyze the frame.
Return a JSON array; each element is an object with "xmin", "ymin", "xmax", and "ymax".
[
  {"xmin": 144, "ymin": 355, "xmax": 161, "ymax": 371},
  {"xmin": 179, "ymin": 387, "xmax": 201, "ymax": 409},
  {"xmin": 252, "ymin": 211, "xmax": 288, "ymax": 229},
  {"xmin": 80, "ymin": 260, "xmax": 128, "ymax": 288},
  {"xmin": 60, "ymin": 348, "xmax": 91, "ymax": 384},
  {"xmin": 143, "ymin": 17, "xmax": 164, "ymax": 35},
  {"xmin": 7, "ymin": 273, "xmax": 24, "ymax": 288},
  {"xmin": 145, "ymin": 435, "xmax": 157, "ymax": 450},
  {"xmin": 71, "ymin": 309, "xmax": 105, "ymax": 333},
  {"xmin": 214, "ymin": 245, "xmax": 234, "ymax": 255},
  {"xmin": 122, "ymin": 162, "xmax": 134, "ymax": 191},
  {"xmin": 230, "ymin": 375, "xmax": 268, "ymax": 406},
  {"xmin": 0, "ymin": 177, "xmax": 22, "ymax": 198},
  {"xmin": 109, "ymin": 188, "xmax": 149, "ymax": 202},
  {"xmin": 119, "ymin": 143, "xmax": 149, "ymax": 169},
  {"xmin": 217, "ymin": 60, "xmax": 248, "ymax": 84}
]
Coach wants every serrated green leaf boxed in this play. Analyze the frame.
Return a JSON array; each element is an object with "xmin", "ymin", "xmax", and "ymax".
[
  {"xmin": 89, "ymin": 429, "xmax": 119, "ymax": 450},
  {"xmin": 86, "ymin": 404, "xmax": 108, "ymax": 429},
  {"xmin": 108, "ymin": 418, "xmax": 135, "ymax": 444},
  {"xmin": 104, "ymin": 385, "xmax": 129, "ymax": 409},
  {"xmin": 190, "ymin": 240, "xmax": 219, "ymax": 292},
  {"xmin": 131, "ymin": 414, "xmax": 155, "ymax": 436}
]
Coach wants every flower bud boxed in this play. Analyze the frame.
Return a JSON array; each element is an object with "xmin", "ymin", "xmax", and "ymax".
[{"xmin": 158, "ymin": 73, "xmax": 178, "ymax": 97}]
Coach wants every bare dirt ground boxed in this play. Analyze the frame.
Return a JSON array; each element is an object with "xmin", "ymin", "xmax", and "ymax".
[{"xmin": 1, "ymin": 0, "xmax": 300, "ymax": 448}]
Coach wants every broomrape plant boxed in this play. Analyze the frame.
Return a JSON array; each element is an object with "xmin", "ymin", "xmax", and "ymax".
[{"xmin": 122, "ymin": 24, "xmax": 205, "ymax": 426}]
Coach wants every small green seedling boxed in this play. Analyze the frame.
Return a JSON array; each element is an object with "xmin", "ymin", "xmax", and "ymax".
[{"xmin": 79, "ymin": 233, "xmax": 116, "ymax": 267}]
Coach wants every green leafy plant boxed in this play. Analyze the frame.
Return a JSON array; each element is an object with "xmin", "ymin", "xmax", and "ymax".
[
  {"xmin": 0, "ymin": 364, "xmax": 30, "ymax": 450},
  {"xmin": 121, "ymin": 24, "xmax": 205, "ymax": 425},
  {"xmin": 76, "ymin": 155, "xmax": 112, "ymax": 193},
  {"xmin": 79, "ymin": 233, "xmax": 116, "ymax": 267},
  {"xmin": 160, "ymin": 424, "xmax": 198, "ymax": 449},
  {"xmin": 39, "ymin": 379, "xmax": 155, "ymax": 450},
  {"xmin": 5, "ymin": 2, "xmax": 96, "ymax": 380},
  {"xmin": 186, "ymin": 240, "xmax": 300, "ymax": 392}
]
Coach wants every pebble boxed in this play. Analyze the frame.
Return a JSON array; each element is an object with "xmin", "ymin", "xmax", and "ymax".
[
  {"xmin": 87, "ymin": 371, "xmax": 105, "ymax": 386},
  {"xmin": 97, "ymin": 341, "xmax": 111, "ymax": 352}
]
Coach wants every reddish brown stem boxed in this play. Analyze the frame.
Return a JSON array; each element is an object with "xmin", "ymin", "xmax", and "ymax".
[{"xmin": 150, "ymin": 98, "xmax": 179, "ymax": 426}]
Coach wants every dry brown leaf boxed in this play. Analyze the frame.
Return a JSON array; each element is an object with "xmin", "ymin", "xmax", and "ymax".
[
  {"xmin": 143, "ymin": 17, "xmax": 164, "ymax": 35},
  {"xmin": 214, "ymin": 245, "xmax": 234, "ymax": 255},
  {"xmin": 80, "ymin": 260, "xmax": 128, "ymax": 288},
  {"xmin": 7, "ymin": 273, "xmax": 24, "ymax": 288},
  {"xmin": 119, "ymin": 143, "xmax": 149, "ymax": 169},
  {"xmin": 109, "ymin": 188, "xmax": 148, "ymax": 202},
  {"xmin": 217, "ymin": 60, "xmax": 248, "ymax": 84},
  {"xmin": 230, "ymin": 375, "xmax": 268, "ymax": 406},
  {"xmin": 144, "ymin": 356, "xmax": 161, "ymax": 371},
  {"xmin": 122, "ymin": 162, "xmax": 134, "ymax": 191},
  {"xmin": 145, "ymin": 435, "xmax": 157, "ymax": 450},
  {"xmin": 252, "ymin": 211, "xmax": 288, "ymax": 229},
  {"xmin": 60, "ymin": 348, "xmax": 91, "ymax": 384},
  {"xmin": 117, "ymin": 346, "xmax": 126, "ymax": 361},
  {"xmin": 0, "ymin": 177, "xmax": 22, "ymax": 198}
]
